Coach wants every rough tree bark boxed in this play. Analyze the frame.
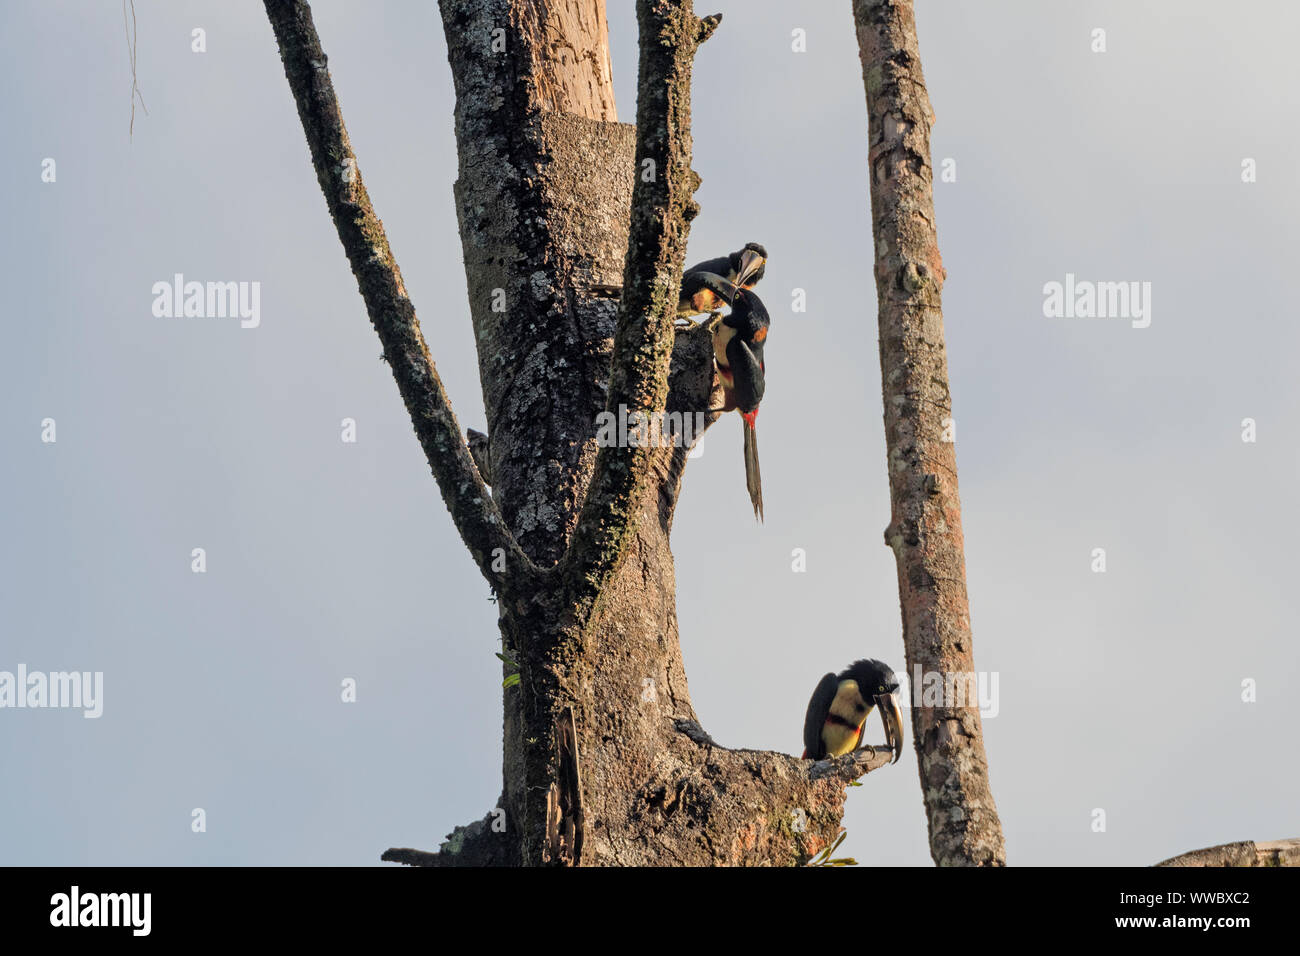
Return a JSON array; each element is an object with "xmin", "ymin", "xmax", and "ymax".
[
  {"xmin": 264, "ymin": 0, "xmax": 898, "ymax": 867},
  {"xmin": 853, "ymin": 0, "xmax": 1007, "ymax": 866},
  {"xmin": 1156, "ymin": 839, "xmax": 1300, "ymax": 868}
]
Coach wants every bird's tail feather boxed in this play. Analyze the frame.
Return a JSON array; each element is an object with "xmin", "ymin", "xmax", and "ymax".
[{"xmin": 743, "ymin": 423, "xmax": 763, "ymax": 522}]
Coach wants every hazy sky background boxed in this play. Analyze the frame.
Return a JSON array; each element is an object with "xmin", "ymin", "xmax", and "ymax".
[{"xmin": 2, "ymin": 1, "xmax": 1296, "ymax": 866}]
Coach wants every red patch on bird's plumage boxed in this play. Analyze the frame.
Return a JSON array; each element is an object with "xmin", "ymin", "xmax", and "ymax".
[
  {"xmin": 824, "ymin": 714, "xmax": 862, "ymax": 731},
  {"xmin": 741, "ymin": 408, "xmax": 758, "ymax": 428},
  {"xmin": 752, "ymin": 327, "xmax": 767, "ymax": 343}
]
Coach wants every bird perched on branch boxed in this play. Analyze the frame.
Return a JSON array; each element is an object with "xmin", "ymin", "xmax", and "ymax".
[
  {"xmin": 678, "ymin": 241, "xmax": 767, "ymax": 321},
  {"xmin": 802, "ymin": 659, "xmax": 905, "ymax": 763},
  {"xmin": 690, "ymin": 273, "xmax": 769, "ymax": 521},
  {"xmin": 594, "ymin": 242, "xmax": 770, "ymax": 518},
  {"xmin": 586, "ymin": 242, "xmax": 767, "ymax": 327}
]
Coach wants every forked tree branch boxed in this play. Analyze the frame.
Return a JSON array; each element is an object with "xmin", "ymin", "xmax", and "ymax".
[
  {"xmin": 263, "ymin": 0, "xmax": 533, "ymax": 593},
  {"xmin": 559, "ymin": 0, "xmax": 718, "ymax": 620}
]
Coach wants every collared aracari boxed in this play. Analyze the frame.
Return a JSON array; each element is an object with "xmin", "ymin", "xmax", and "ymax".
[
  {"xmin": 587, "ymin": 243, "xmax": 767, "ymax": 321},
  {"xmin": 678, "ymin": 242, "xmax": 767, "ymax": 319},
  {"xmin": 690, "ymin": 272, "xmax": 770, "ymax": 521},
  {"xmin": 802, "ymin": 659, "xmax": 905, "ymax": 763}
]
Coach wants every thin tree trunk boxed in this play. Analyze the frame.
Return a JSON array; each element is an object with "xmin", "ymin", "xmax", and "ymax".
[
  {"xmin": 266, "ymin": 0, "xmax": 898, "ymax": 867},
  {"xmin": 853, "ymin": 0, "xmax": 1007, "ymax": 866}
]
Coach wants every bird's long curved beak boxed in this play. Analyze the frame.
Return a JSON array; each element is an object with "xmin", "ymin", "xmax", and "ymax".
[
  {"xmin": 735, "ymin": 249, "xmax": 765, "ymax": 288},
  {"xmin": 696, "ymin": 271, "xmax": 738, "ymax": 305},
  {"xmin": 875, "ymin": 692, "xmax": 904, "ymax": 764}
]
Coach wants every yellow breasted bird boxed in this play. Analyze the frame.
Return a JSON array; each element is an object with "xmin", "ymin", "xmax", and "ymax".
[
  {"xmin": 802, "ymin": 659, "xmax": 904, "ymax": 762},
  {"xmin": 687, "ymin": 273, "xmax": 770, "ymax": 520},
  {"xmin": 678, "ymin": 242, "xmax": 767, "ymax": 318}
]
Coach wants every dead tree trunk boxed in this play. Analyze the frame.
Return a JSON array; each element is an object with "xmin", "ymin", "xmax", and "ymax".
[
  {"xmin": 853, "ymin": 0, "xmax": 1007, "ymax": 866},
  {"xmin": 1156, "ymin": 839, "xmax": 1300, "ymax": 867},
  {"xmin": 265, "ymin": 0, "xmax": 896, "ymax": 867}
]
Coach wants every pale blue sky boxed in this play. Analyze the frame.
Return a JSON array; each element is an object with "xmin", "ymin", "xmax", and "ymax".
[{"xmin": 1, "ymin": 0, "xmax": 1296, "ymax": 866}]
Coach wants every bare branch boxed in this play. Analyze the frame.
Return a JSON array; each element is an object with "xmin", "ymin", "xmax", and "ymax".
[
  {"xmin": 382, "ymin": 803, "xmax": 521, "ymax": 867},
  {"xmin": 808, "ymin": 745, "xmax": 899, "ymax": 783},
  {"xmin": 380, "ymin": 847, "xmax": 440, "ymax": 867},
  {"xmin": 1156, "ymin": 838, "xmax": 1300, "ymax": 867},
  {"xmin": 263, "ymin": 0, "xmax": 534, "ymax": 592},
  {"xmin": 696, "ymin": 12, "xmax": 721, "ymax": 44},
  {"xmin": 560, "ymin": 0, "xmax": 716, "ymax": 616},
  {"xmin": 122, "ymin": 0, "xmax": 148, "ymax": 140}
]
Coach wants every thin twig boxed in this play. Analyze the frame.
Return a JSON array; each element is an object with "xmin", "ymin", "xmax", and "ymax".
[{"xmin": 123, "ymin": 0, "xmax": 148, "ymax": 140}]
